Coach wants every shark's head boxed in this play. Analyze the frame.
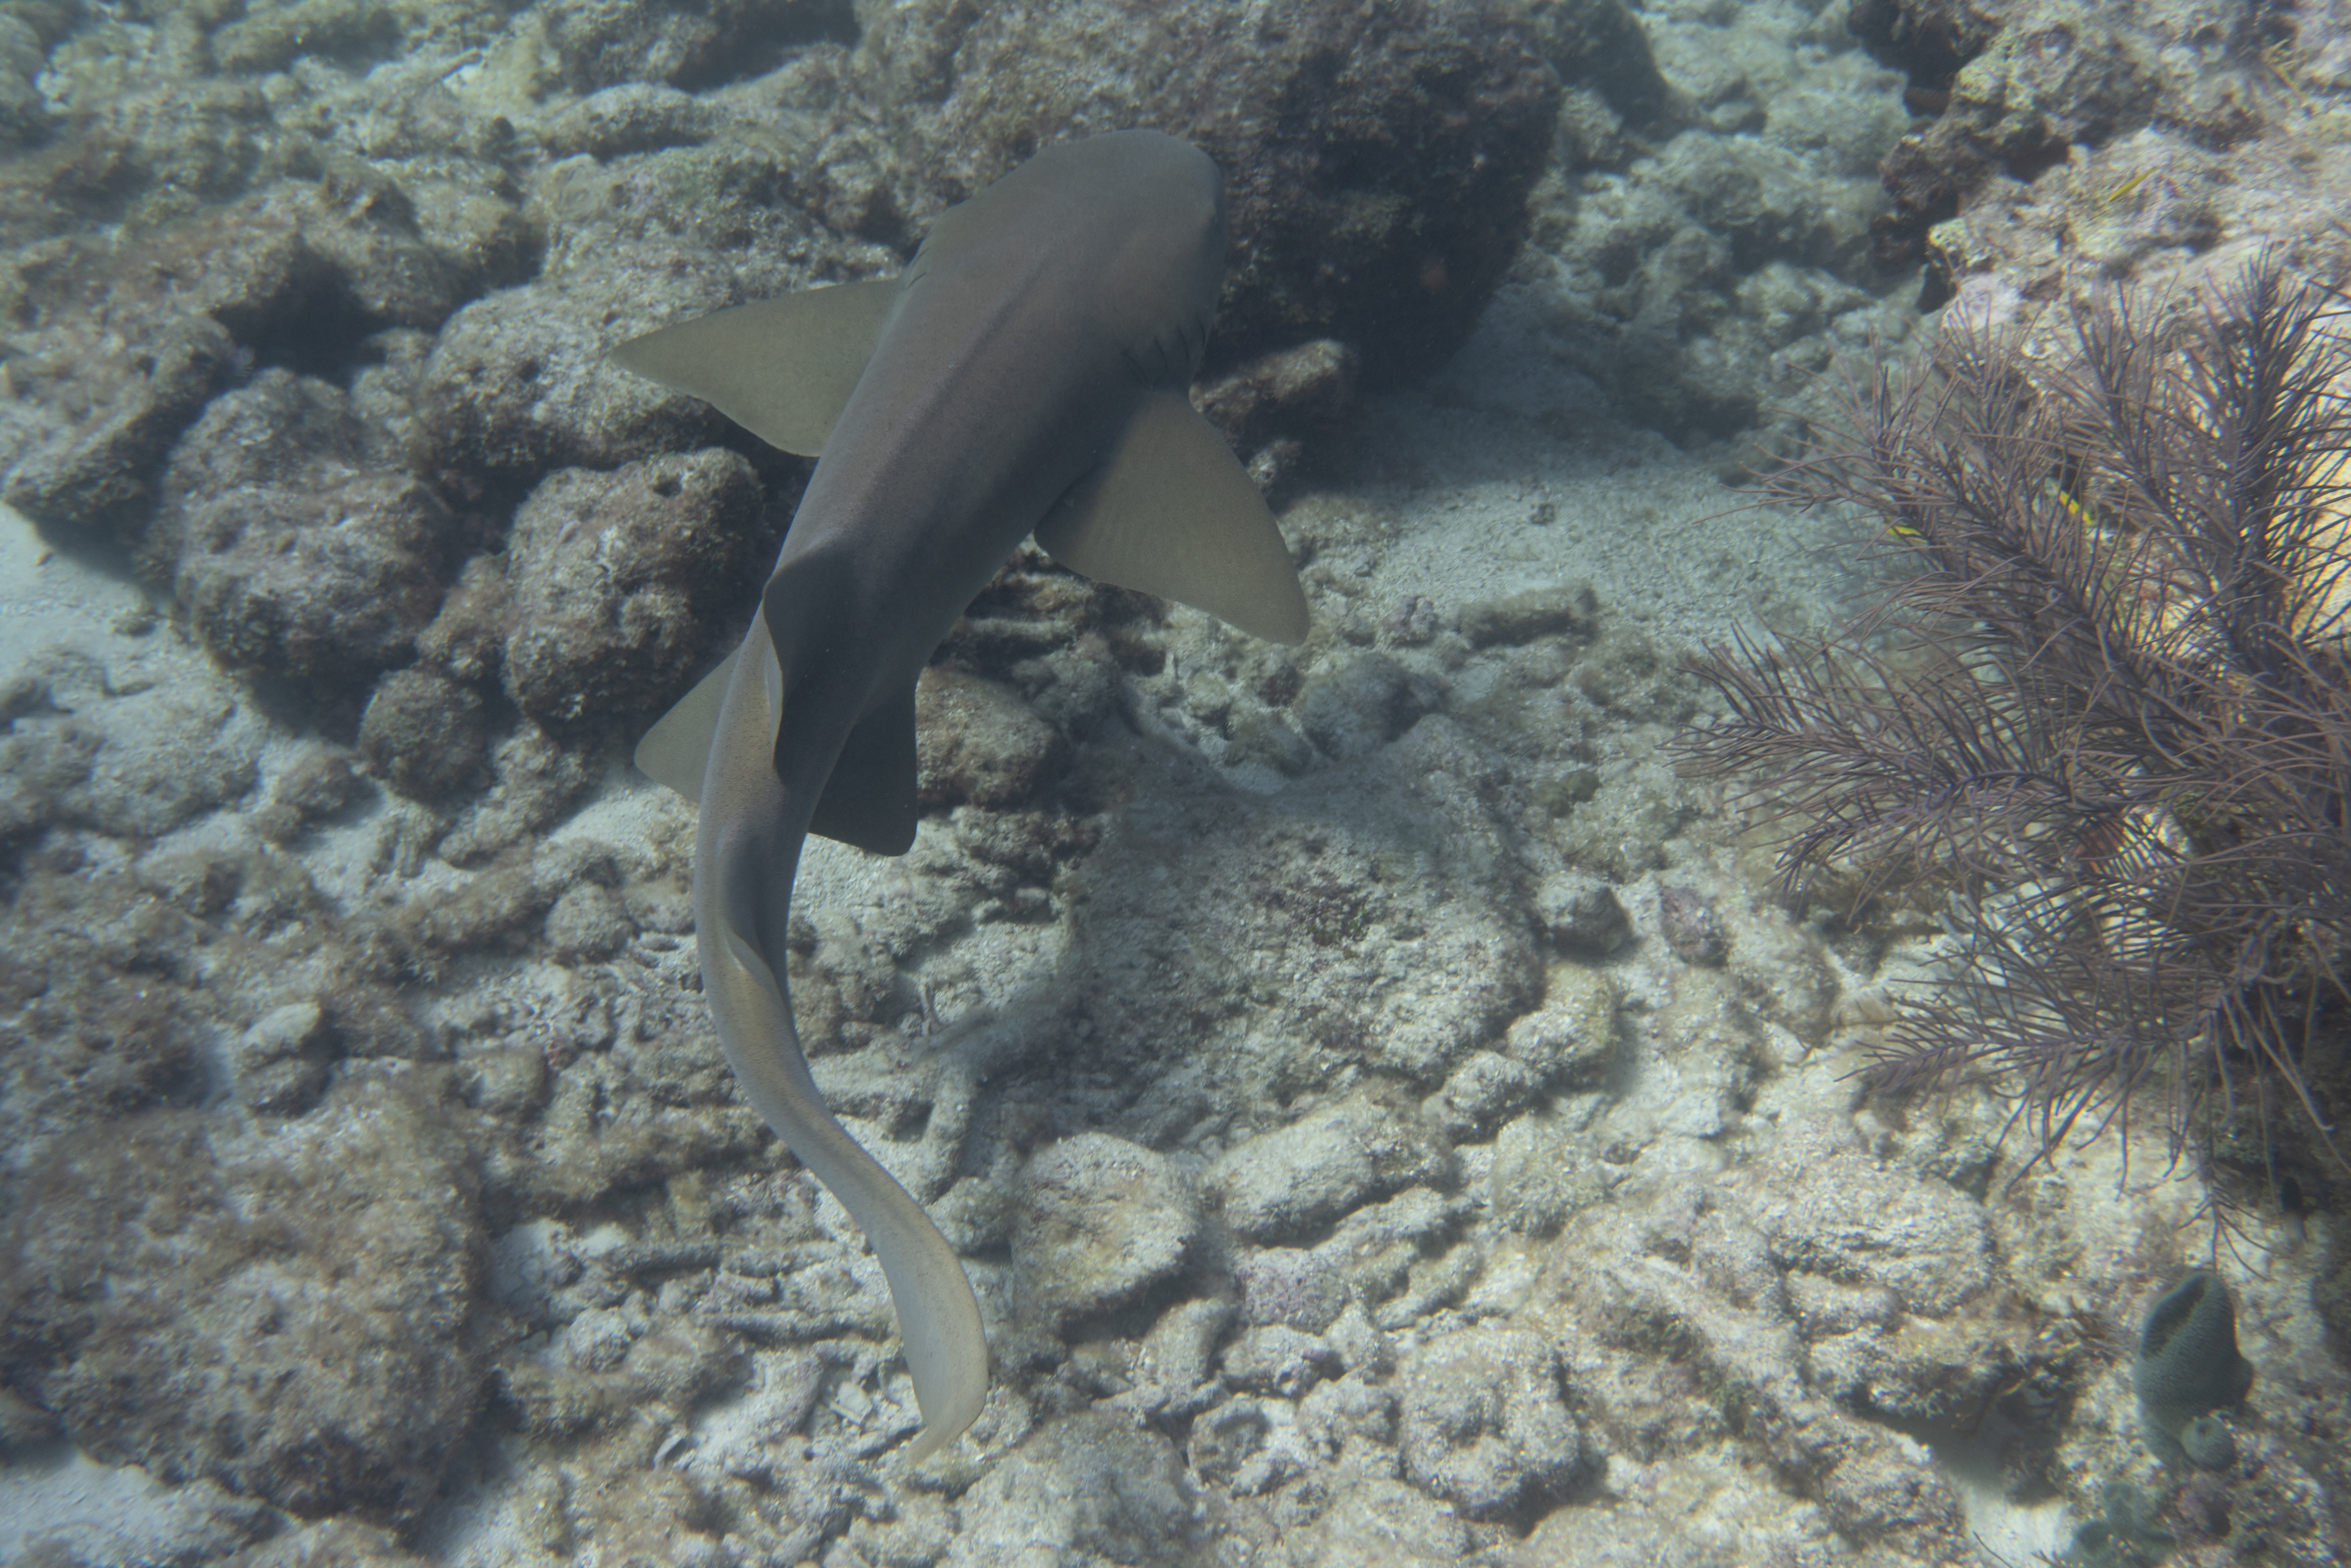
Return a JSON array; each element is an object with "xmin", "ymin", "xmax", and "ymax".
[
  {"xmin": 917, "ymin": 129, "xmax": 1226, "ymax": 390},
  {"xmin": 1081, "ymin": 135, "xmax": 1232, "ymax": 392},
  {"xmin": 1074, "ymin": 130, "xmax": 1227, "ymax": 387}
]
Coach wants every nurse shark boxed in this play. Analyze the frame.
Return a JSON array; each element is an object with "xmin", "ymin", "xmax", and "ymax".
[{"xmin": 613, "ymin": 129, "xmax": 1308, "ymax": 1458}]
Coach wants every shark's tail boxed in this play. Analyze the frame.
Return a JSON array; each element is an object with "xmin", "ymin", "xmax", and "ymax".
[{"xmin": 689, "ymin": 620, "xmax": 989, "ymax": 1461}]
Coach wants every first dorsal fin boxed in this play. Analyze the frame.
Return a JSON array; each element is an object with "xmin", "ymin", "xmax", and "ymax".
[
  {"xmin": 1034, "ymin": 389, "xmax": 1309, "ymax": 644},
  {"xmin": 611, "ymin": 279, "xmax": 901, "ymax": 457}
]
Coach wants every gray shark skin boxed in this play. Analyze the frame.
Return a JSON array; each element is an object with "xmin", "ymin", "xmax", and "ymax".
[{"xmin": 613, "ymin": 130, "xmax": 1308, "ymax": 1461}]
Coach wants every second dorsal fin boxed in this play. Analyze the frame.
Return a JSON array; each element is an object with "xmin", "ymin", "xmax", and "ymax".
[{"xmin": 808, "ymin": 682, "xmax": 919, "ymax": 856}]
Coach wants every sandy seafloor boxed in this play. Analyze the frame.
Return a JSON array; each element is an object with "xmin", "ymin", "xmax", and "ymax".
[{"xmin": 3, "ymin": 2, "xmax": 2349, "ymax": 1567}]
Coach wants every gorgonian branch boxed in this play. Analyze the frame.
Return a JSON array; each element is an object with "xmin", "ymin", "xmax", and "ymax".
[{"xmin": 1680, "ymin": 253, "xmax": 2351, "ymax": 1183}]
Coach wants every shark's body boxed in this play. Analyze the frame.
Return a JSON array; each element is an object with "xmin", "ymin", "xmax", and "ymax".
[{"xmin": 613, "ymin": 130, "xmax": 1306, "ymax": 1460}]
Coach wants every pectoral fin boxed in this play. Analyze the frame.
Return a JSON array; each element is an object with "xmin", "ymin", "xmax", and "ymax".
[
  {"xmin": 811, "ymin": 682, "xmax": 919, "ymax": 856},
  {"xmin": 1035, "ymin": 389, "xmax": 1310, "ymax": 644},
  {"xmin": 612, "ymin": 279, "xmax": 901, "ymax": 457}
]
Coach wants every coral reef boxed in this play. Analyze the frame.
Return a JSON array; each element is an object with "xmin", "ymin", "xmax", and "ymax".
[
  {"xmin": 1396, "ymin": 1323, "xmax": 1588, "ymax": 1517},
  {"xmin": 1516, "ymin": 0, "xmax": 1915, "ymax": 456},
  {"xmin": 4, "ymin": 2, "xmax": 2350, "ymax": 1565}
]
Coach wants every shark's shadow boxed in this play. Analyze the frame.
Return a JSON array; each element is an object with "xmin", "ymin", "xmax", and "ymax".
[{"xmin": 819, "ymin": 710, "xmax": 1544, "ymax": 1265}]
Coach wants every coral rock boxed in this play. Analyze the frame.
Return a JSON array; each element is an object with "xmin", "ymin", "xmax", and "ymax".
[
  {"xmin": 915, "ymin": 667, "xmax": 1069, "ymax": 807},
  {"xmin": 1397, "ymin": 1324, "xmax": 1586, "ymax": 1517},
  {"xmin": 948, "ymin": 1412, "xmax": 1200, "ymax": 1567},
  {"xmin": 852, "ymin": 0, "xmax": 1560, "ymax": 385},
  {"xmin": 359, "ymin": 667, "xmax": 491, "ymax": 801},
  {"xmin": 0, "ymin": 1078, "xmax": 487, "ymax": 1524},
  {"xmin": 501, "ymin": 448, "xmax": 768, "ymax": 730},
  {"xmin": 1012, "ymin": 1132, "xmax": 1199, "ymax": 1330},
  {"xmin": 1212, "ymin": 1091, "xmax": 1451, "ymax": 1244}
]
